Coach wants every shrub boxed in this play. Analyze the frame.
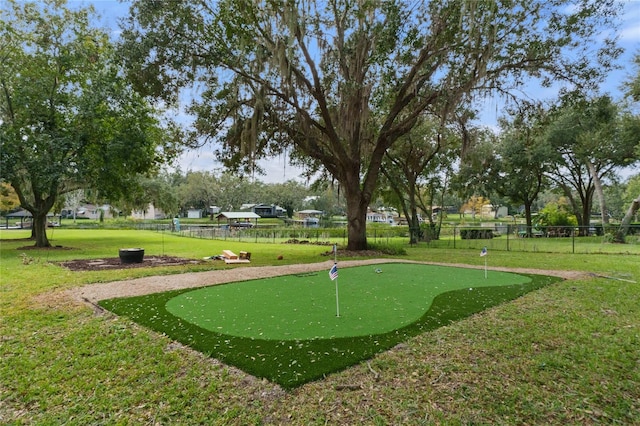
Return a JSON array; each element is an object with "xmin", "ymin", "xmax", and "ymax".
[
  {"xmin": 367, "ymin": 242, "xmax": 408, "ymax": 255},
  {"xmin": 460, "ymin": 228, "xmax": 494, "ymax": 239},
  {"xmin": 535, "ymin": 202, "xmax": 577, "ymax": 227}
]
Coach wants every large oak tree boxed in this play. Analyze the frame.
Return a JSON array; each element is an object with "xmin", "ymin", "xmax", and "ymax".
[
  {"xmin": 494, "ymin": 106, "xmax": 552, "ymax": 234},
  {"xmin": 615, "ymin": 53, "xmax": 640, "ymax": 242},
  {"xmin": 380, "ymin": 117, "xmax": 459, "ymax": 243},
  {"xmin": 121, "ymin": 0, "xmax": 621, "ymax": 249},
  {"xmin": 545, "ymin": 95, "xmax": 639, "ymax": 234},
  {"xmin": 0, "ymin": 0, "xmax": 179, "ymax": 247}
]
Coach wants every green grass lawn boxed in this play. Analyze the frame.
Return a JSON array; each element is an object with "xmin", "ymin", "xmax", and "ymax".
[{"xmin": 1, "ymin": 228, "xmax": 639, "ymax": 424}]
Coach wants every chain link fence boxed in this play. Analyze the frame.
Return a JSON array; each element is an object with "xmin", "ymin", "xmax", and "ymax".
[
  {"xmin": 422, "ymin": 224, "xmax": 640, "ymax": 254},
  {"xmin": 136, "ymin": 221, "xmax": 640, "ymax": 255}
]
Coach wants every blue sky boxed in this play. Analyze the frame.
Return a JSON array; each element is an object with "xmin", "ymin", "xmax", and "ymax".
[{"xmin": 74, "ymin": 0, "xmax": 640, "ymax": 182}]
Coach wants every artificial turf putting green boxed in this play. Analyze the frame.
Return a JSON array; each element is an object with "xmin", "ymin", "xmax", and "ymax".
[
  {"xmin": 100, "ymin": 263, "xmax": 561, "ymax": 389},
  {"xmin": 165, "ymin": 263, "xmax": 532, "ymax": 339}
]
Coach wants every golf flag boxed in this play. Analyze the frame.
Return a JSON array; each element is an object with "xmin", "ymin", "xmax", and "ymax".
[
  {"xmin": 329, "ymin": 263, "xmax": 338, "ymax": 281},
  {"xmin": 480, "ymin": 247, "xmax": 488, "ymax": 257}
]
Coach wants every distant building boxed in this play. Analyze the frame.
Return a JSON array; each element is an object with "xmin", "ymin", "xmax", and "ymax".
[
  {"xmin": 187, "ymin": 208, "xmax": 204, "ymax": 219},
  {"xmin": 62, "ymin": 204, "xmax": 116, "ymax": 220},
  {"xmin": 297, "ymin": 209, "xmax": 323, "ymax": 217},
  {"xmin": 215, "ymin": 212, "xmax": 261, "ymax": 227},
  {"xmin": 292, "ymin": 209, "xmax": 323, "ymax": 227},
  {"xmin": 131, "ymin": 204, "xmax": 167, "ymax": 220},
  {"xmin": 253, "ymin": 204, "xmax": 286, "ymax": 218},
  {"xmin": 366, "ymin": 210, "xmax": 396, "ymax": 225},
  {"xmin": 239, "ymin": 203, "xmax": 256, "ymax": 211}
]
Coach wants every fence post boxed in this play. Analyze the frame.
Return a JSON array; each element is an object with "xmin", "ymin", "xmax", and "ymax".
[{"xmin": 453, "ymin": 225, "xmax": 456, "ymax": 249}]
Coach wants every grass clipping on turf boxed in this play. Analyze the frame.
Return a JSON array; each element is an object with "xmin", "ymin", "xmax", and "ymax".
[{"xmin": 99, "ymin": 263, "xmax": 560, "ymax": 389}]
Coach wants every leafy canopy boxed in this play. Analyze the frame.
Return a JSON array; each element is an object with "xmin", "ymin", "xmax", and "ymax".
[
  {"xmin": 0, "ymin": 0, "xmax": 180, "ymax": 245},
  {"xmin": 120, "ymin": 0, "xmax": 623, "ymax": 249}
]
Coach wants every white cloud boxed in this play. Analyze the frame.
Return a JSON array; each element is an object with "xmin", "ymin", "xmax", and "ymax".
[
  {"xmin": 173, "ymin": 149, "xmax": 217, "ymax": 173},
  {"xmin": 258, "ymin": 157, "xmax": 307, "ymax": 184},
  {"xmin": 620, "ymin": 1, "xmax": 640, "ymax": 40},
  {"xmin": 620, "ymin": 24, "xmax": 640, "ymax": 43}
]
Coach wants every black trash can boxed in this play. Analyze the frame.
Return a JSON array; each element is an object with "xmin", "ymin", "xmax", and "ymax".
[{"xmin": 119, "ymin": 248, "xmax": 145, "ymax": 264}]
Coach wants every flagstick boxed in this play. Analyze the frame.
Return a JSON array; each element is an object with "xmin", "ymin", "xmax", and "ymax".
[
  {"xmin": 335, "ymin": 268, "xmax": 340, "ymax": 317},
  {"xmin": 333, "ymin": 244, "xmax": 340, "ymax": 317},
  {"xmin": 484, "ymin": 256, "xmax": 487, "ymax": 279},
  {"xmin": 480, "ymin": 247, "xmax": 488, "ymax": 279}
]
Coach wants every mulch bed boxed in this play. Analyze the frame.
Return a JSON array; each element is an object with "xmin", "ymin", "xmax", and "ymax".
[
  {"xmin": 59, "ymin": 256, "xmax": 204, "ymax": 271},
  {"xmin": 322, "ymin": 249, "xmax": 387, "ymax": 258}
]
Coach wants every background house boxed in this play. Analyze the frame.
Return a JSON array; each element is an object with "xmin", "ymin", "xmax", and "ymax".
[
  {"xmin": 252, "ymin": 204, "xmax": 286, "ymax": 218},
  {"xmin": 130, "ymin": 204, "xmax": 167, "ymax": 220},
  {"xmin": 61, "ymin": 204, "xmax": 116, "ymax": 220}
]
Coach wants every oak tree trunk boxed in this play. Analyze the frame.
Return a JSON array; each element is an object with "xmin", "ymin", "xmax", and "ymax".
[{"xmin": 614, "ymin": 195, "xmax": 640, "ymax": 243}]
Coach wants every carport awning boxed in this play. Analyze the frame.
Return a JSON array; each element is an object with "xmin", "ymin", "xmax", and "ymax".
[
  {"xmin": 5, "ymin": 209, "xmax": 32, "ymax": 218},
  {"xmin": 216, "ymin": 212, "xmax": 261, "ymax": 220}
]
